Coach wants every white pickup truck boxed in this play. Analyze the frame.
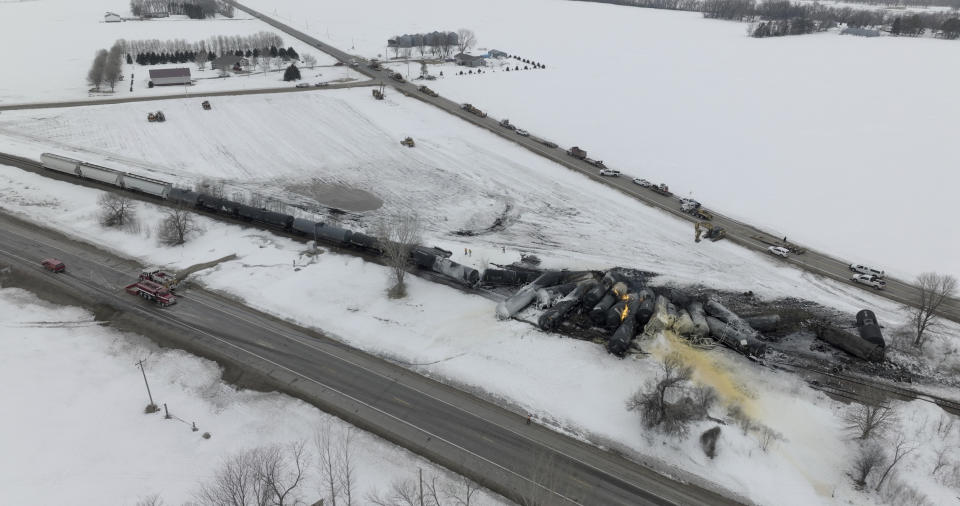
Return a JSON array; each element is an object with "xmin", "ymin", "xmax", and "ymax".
[{"xmin": 851, "ymin": 274, "xmax": 886, "ymax": 290}]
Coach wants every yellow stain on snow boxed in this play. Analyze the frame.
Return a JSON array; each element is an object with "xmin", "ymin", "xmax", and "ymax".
[{"xmin": 650, "ymin": 332, "xmax": 758, "ymax": 418}]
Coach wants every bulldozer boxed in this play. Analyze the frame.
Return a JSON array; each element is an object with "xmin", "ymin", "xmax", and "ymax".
[
  {"xmin": 400, "ymin": 137, "xmax": 415, "ymax": 148},
  {"xmin": 695, "ymin": 221, "xmax": 726, "ymax": 242},
  {"xmin": 201, "ymin": 100, "xmax": 211, "ymax": 110}
]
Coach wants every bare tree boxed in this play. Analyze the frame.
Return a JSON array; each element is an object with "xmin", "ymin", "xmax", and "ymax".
[
  {"xmin": 366, "ymin": 478, "xmax": 418, "ymax": 506},
  {"xmin": 375, "ymin": 213, "xmax": 422, "ymax": 299},
  {"xmin": 158, "ymin": 205, "xmax": 198, "ymax": 246},
  {"xmin": 315, "ymin": 421, "xmax": 341, "ymax": 506},
  {"xmin": 875, "ymin": 435, "xmax": 916, "ymax": 491},
  {"xmin": 444, "ymin": 475, "xmax": 481, "ymax": 506},
  {"xmin": 626, "ymin": 353, "xmax": 697, "ymax": 436},
  {"xmin": 851, "ymin": 442, "xmax": 886, "ymax": 490},
  {"xmin": 87, "ymin": 49, "xmax": 108, "ymax": 90},
  {"xmin": 98, "ymin": 193, "xmax": 137, "ymax": 228},
  {"xmin": 196, "ymin": 50, "xmax": 209, "ymax": 70},
  {"xmin": 932, "ymin": 445, "xmax": 952, "ymax": 476},
  {"xmin": 303, "ymin": 54, "xmax": 317, "ymax": 68},
  {"xmin": 456, "ymin": 29, "xmax": 476, "ymax": 54},
  {"xmin": 104, "ymin": 42, "xmax": 124, "ymax": 91},
  {"xmin": 195, "ymin": 450, "xmax": 264, "ymax": 506},
  {"xmin": 259, "ymin": 56, "xmax": 272, "ymax": 76},
  {"xmin": 416, "ymin": 36, "xmax": 427, "ymax": 58},
  {"xmin": 256, "ymin": 441, "xmax": 308, "ymax": 506},
  {"xmin": 337, "ymin": 430, "xmax": 356, "ymax": 506},
  {"xmin": 758, "ymin": 425, "xmax": 781, "ymax": 452},
  {"xmin": 845, "ymin": 402, "xmax": 896, "ymax": 440},
  {"xmin": 135, "ymin": 494, "xmax": 164, "ymax": 506},
  {"xmin": 908, "ymin": 272, "xmax": 957, "ymax": 348}
]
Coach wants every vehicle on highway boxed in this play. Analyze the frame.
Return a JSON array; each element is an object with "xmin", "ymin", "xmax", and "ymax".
[
  {"xmin": 599, "ymin": 169, "xmax": 621, "ymax": 177},
  {"xmin": 126, "ymin": 279, "xmax": 176, "ymax": 306},
  {"xmin": 516, "ymin": 129, "xmax": 529, "ymax": 137},
  {"xmin": 767, "ymin": 246, "xmax": 790, "ymax": 258},
  {"xmin": 295, "ymin": 82, "xmax": 310, "ymax": 88},
  {"xmin": 334, "ymin": 61, "xmax": 344, "ymax": 66},
  {"xmin": 392, "ymin": 72, "xmax": 405, "ymax": 82},
  {"xmin": 849, "ymin": 264, "xmax": 885, "ymax": 279},
  {"xmin": 632, "ymin": 178, "xmax": 651, "ymax": 187},
  {"xmin": 650, "ymin": 183, "xmax": 672, "ymax": 196},
  {"xmin": 499, "ymin": 119, "xmax": 516, "ymax": 131},
  {"xmin": 851, "ymin": 273, "xmax": 886, "ymax": 290},
  {"xmin": 314, "ymin": 82, "xmax": 329, "ymax": 87},
  {"xmin": 350, "ymin": 59, "xmax": 359, "ymax": 67},
  {"xmin": 41, "ymin": 258, "xmax": 65, "ymax": 273}
]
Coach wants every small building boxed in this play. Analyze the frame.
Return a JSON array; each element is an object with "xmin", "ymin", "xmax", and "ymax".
[
  {"xmin": 104, "ymin": 12, "xmax": 121, "ymax": 22},
  {"xmin": 212, "ymin": 55, "xmax": 250, "ymax": 72},
  {"xmin": 487, "ymin": 49, "xmax": 508, "ymax": 59},
  {"xmin": 454, "ymin": 53, "xmax": 486, "ymax": 67},
  {"xmin": 148, "ymin": 68, "xmax": 192, "ymax": 86}
]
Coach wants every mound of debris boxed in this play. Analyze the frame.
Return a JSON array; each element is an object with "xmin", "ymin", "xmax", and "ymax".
[{"xmin": 495, "ymin": 268, "xmax": 887, "ymax": 364}]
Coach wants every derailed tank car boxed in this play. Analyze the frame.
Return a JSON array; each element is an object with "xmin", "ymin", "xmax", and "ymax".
[{"xmin": 815, "ymin": 322, "xmax": 884, "ymax": 362}]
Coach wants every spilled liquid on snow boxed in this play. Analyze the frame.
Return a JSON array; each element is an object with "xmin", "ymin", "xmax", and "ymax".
[{"xmin": 651, "ymin": 331, "xmax": 758, "ymax": 418}]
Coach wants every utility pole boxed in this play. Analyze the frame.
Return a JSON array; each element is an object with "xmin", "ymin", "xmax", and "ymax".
[
  {"xmin": 418, "ymin": 468, "xmax": 424, "ymax": 506},
  {"xmin": 136, "ymin": 358, "xmax": 157, "ymax": 412}
]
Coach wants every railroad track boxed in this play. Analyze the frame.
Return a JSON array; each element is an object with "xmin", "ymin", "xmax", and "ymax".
[{"xmin": 770, "ymin": 360, "xmax": 960, "ymax": 415}]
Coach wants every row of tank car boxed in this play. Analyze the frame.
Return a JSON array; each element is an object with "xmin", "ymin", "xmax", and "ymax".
[
  {"xmin": 494, "ymin": 268, "xmax": 886, "ymax": 362},
  {"xmin": 39, "ymin": 152, "xmax": 480, "ymax": 286}
]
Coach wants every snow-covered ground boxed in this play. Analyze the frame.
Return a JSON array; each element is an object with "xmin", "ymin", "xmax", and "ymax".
[
  {"xmin": 0, "ymin": 0, "xmax": 365, "ymax": 105},
  {"xmin": 1, "ymin": 149, "xmax": 958, "ymax": 505},
  {"xmin": 245, "ymin": 0, "xmax": 960, "ymax": 281},
  {"xmin": 0, "ymin": 286, "xmax": 507, "ymax": 506}
]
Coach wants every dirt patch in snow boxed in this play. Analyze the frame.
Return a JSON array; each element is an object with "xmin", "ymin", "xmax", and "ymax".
[{"xmin": 286, "ymin": 180, "xmax": 383, "ymax": 212}]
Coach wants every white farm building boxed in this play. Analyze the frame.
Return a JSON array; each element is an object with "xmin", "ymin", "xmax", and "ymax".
[{"xmin": 104, "ymin": 12, "xmax": 121, "ymax": 22}]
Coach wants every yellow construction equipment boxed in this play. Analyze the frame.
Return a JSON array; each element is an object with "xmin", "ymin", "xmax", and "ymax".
[
  {"xmin": 400, "ymin": 137, "xmax": 415, "ymax": 148},
  {"xmin": 695, "ymin": 221, "xmax": 726, "ymax": 242}
]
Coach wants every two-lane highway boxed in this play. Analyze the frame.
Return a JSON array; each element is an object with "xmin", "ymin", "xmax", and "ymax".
[
  {"xmin": 227, "ymin": 0, "xmax": 959, "ymax": 324},
  {"xmin": 0, "ymin": 211, "xmax": 745, "ymax": 506}
]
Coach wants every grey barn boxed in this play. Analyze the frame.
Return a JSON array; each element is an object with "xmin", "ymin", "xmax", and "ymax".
[
  {"xmin": 454, "ymin": 53, "xmax": 486, "ymax": 67},
  {"xmin": 149, "ymin": 68, "xmax": 192, "ymax": 86}
]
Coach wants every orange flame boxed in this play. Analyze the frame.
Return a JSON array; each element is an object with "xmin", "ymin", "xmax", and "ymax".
[{"xmin": 620, "ymin": 303, "xmax": 630, "ymax": 322}]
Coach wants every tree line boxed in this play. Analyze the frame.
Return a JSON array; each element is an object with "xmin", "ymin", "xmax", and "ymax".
[
  {"xmin": 129, "ymin": 0, "xmax": 234, "ymax": 19},
  {"xmin": 578, "ymin": 0, "xmax": 960, "ymax": 39},
  {"xmin": 87, "ymin": 42, "xmax": 126, "ymax": 92},
  {"xmin": 122, "ymin": 32, "xmax": 284, "ymax": 59},
  {"xmin": 387, "ymin": 29, "xmax": 476, "ymax": 59},
  {"xmin": 132, "ymin": 45, "xmax": 300, "ymax": 67}
]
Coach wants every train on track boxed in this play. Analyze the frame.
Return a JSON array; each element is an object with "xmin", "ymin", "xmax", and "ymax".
[{"xmin": 40, "ymin": 153, "xmax": 480, "ymax": 286}]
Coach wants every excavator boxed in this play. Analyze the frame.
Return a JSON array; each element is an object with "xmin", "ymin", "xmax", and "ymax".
[{"xmin": 695, "ymin": 221, "xmax": 726, "ymax": 242}]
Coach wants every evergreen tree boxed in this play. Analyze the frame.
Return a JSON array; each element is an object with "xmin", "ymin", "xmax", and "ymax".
[
  {"xmin": 942, "ymin": 18, "xmax": 960, "ymax": 39},
  {"xmin": 278, "ymin": 47, "xmax": 288, "ymax": 60},
  {"xmin": 891, "ymin": 17, "xmax": 902, "ymax": 35},
  {"xmin": 270, "ymin": 45, "xmax": 278, "ymax": 58},
  {"xmin": 245, "ymin": 49, "xmax": 253, "ymax": 57},
  {"xmin": 287, "ymin": 46, "xmax": 299, "ymax": 60},
  {"xmin": 126, "ymin": 54, "xmax": 133, "ymax": 64},
  {"xmin": 282, "ymin": 63, "xmax": 301, "ymax": 81}
]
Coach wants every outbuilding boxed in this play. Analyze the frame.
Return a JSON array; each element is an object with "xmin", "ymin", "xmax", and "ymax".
[
  {"xmin": 104, "ymin": 12, "xmax": 121, "ymax": 22},
  {"xmin": 148, "ymin": 68, "xmax": 192, "ymax": 86},
  {"xmin": 212, "ymin": 55, "xmax": 250, "ymax": 73},
  {"xmin": 454, "ymin": 53, "xmax": 486, "ymax": 67}
]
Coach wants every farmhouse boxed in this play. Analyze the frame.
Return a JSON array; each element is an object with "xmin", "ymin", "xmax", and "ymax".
[
  {"xmin": 487, "ymin": 49, "xmax": 508, "ymax": 58},
  {"xmin": 104, "ymin": 12, "xmax": 121, "ymax": 23},
  {"xmin": 148, "ymin": 68, "xmax": 192, "ymax": 86},
  {"xmin": 212, "ymin": 55, "xmax": 250, "ymax": 72},
  {"xmin": 454, "ymin": 53, "xmax": 486, "ymax": 67}
]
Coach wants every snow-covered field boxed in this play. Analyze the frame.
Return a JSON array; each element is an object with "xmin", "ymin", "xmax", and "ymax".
[
  {"xmin": 247, "ymin": 0, "xmax": 960, "ymax": 281},
  {"xmin": 1, "ymin": 142, "xmax": 958, "ymax": 505},
  {"xmin": 0, "ymin": 0, "xmax": 364, "ymax": 105},
  {"xmin": 0, "ymin": 286, "xmax": 507, "ymax": 506}
]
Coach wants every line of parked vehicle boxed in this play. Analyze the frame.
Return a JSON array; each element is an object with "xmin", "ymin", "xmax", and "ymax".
[{"xmin": 38, "ymin": 153, "xmax": 481, "ymax": 287}]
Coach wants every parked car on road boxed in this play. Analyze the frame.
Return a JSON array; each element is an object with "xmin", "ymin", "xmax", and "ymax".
[
  {"xmin": 41, "ymin": 258, "xmax": 65, "ymax": 272},
  {"xmin": 767, "ymin": 246, "xmax": 790, "ymax": 258},
  {"xmin": 516, "ymin": 129, "xmax": 529, "ymax": 137},
  {"xmin": 632, "ymin": 178, "xmax": 651, "ymax": 187},
  {"xmin": 849, "ymin": 264, "xmax": 885, "ymax": 279},
  {"xmin": 599, "ymin": 169, "xmax": 621, "ymax": 177},
  {"xmin": 295, "ymin": 82, "xmax": 310, "ymax": 88},
  {"xmin": 851, "ymin": 273, "xmax": 886, "ymax": 290}
]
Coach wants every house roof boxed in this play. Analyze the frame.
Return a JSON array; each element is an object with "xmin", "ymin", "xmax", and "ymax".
[
  {"xmin": 455, "ymin": 53, "xmax": 485, "ymax": 61},
  {"xmin": 149, "ymin": 68, "xmax": 191, "ymax": 79}
]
